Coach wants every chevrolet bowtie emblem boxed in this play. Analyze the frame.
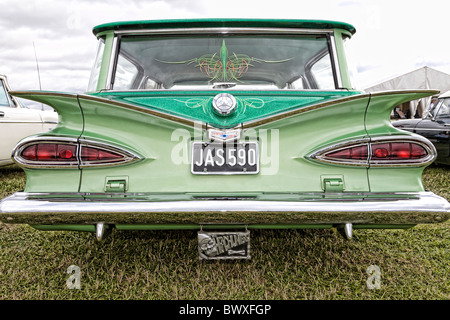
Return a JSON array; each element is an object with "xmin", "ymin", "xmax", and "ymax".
[{"xmin": 208, "ymin": 128, "xmax": 241, "ymax": 142}]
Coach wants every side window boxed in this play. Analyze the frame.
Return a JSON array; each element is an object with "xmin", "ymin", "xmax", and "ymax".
[
  {"xmin": 309, "ymin": 53, "xmax": 335, "ymax": 90},
  {"xmin": 436, "ymin": 98, "xmax": 450, "ymax": 118},
  {"xmin": 0, "ymin": 81, "xmax": 11, "ymax": 107},
  {"xmin": 430, "ymin": 100, "xmax": 443, "ymax": 118},
  {"xmin": 113, "ymin": 54, "xmax": 140, "ymax": 91},
  {"xmin": 87, "ymin": 38, "xmax": 105, "ymax": 92},
  {"xmin": 289, "ymin": 76, "xmax": 307, "ymax": 89}
]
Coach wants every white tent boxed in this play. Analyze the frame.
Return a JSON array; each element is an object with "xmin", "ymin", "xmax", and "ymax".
[{"xmin": 364, "ymin": 66, "xmax": 450, "ymax": 118}]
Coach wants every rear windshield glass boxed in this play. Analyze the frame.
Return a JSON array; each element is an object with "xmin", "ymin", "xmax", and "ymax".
[{"xmin": 112, "ymin": 34, "xmax": 336, "ymax": 91}]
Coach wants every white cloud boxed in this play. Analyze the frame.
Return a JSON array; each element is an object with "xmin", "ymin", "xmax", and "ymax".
[{"xmin": 0, "ymin": 0, "xmax": 449, "ymax": 96}]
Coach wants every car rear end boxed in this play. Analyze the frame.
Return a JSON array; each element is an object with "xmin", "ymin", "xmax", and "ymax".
[{"xmin": 1, "ymin": 19, "xmax": 448, "ymax": 259}]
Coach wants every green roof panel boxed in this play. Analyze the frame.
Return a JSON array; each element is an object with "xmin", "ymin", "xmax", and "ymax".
[{"xmin": 92, "ymin": 18, "xmax": 356, "ymax": 36}]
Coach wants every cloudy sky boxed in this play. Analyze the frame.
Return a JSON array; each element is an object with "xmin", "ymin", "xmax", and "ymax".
[{"xmin": 1, "ymin": 0, "xmax": 449, "ymax": 102}]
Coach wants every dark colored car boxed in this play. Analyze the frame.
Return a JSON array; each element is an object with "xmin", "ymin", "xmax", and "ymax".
[{"xmin": 393, "ymin": 90, "xmax": 450, "ymax": 165}]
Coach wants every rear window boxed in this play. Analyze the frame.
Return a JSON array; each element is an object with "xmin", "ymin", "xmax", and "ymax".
[{"xmin": 111, "ymin": 34, "xmax": 336, "ymax": 91}]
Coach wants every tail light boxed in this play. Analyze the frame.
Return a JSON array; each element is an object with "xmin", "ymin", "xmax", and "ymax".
[
  {"xmin": 81, "ymin": 146, "xmax": 126, "ymax": 163},
  {"xmin": 371, "ymin": 142, "xmax": 428, "ymax": 161},
  {"xmin": 310, "ymin": 136, "xmax": 436, "ymax": 167},
  {"xmin": 325, "ymin": 145, "xmax": 368, "ymax": 160},
  {"xmin": 13, "ymin": 138, "xmax": 140, "ymax": 168},
  {"xmin": 21, "ymin": 144, "xmax": 77, "ymax": 162}
]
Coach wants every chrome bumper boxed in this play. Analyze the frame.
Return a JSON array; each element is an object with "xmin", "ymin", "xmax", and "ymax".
[{"xmin": 0, "ymin": 191, "xmax": 448, "ymax": 226}]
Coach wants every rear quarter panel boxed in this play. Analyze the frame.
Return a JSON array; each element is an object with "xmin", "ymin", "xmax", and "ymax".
[{"xmin": 365, "ymin": 90, "xmax": 439, "ymax": 192}]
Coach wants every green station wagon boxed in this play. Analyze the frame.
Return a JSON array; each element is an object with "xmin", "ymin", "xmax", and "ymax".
[{"xmin": 1, "ymin": 19, "xmax": 449, "ymax": 259}]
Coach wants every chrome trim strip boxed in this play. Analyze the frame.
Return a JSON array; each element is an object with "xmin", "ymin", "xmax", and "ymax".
[
  {"xmin": 393, "ymin": 127, "xmax": 415, "ymax": 131},
  {"xmin": 0, "ymin": 121, "xmax": 51, "ymax": 124},
  {"xmin": 0, "ymin": 191, "xmax": 448, "ymax": 225},
  {"xmin": 106, "ymin": 37, "xmax": 118, "ymax": 91},
  {"xmin": 329, "ymin": 34, "xmax": 343, "ymax": 89},
  {"xmin": 113, "ymin": 27, "xmax": 334, "ymax": 36},
  {"xmin": 412, "ymin": 128, "xmax": 450, "ymax": 132}
]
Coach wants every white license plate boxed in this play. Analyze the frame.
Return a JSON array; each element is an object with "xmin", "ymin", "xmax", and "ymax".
[{"xmin": 191, "ymin": 141, "xmax": 259, "ymax": 174}]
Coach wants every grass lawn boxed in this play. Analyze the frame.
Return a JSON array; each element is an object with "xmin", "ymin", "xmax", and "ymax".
[{"xmin": 0, "ymin": 164, "xmax": 448, "ymax": 300}]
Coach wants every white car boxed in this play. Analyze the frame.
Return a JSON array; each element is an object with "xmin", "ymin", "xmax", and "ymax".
[{"xmin": 0, "ymin": 74, "xmax": 58, "ymax": 166}]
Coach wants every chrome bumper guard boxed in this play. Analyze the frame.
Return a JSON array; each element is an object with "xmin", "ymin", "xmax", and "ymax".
[{"xmin": 0, "ymin": 191, "xmax": 448, "ymax": 226}]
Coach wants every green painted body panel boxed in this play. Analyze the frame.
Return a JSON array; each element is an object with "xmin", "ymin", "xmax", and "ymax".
[
  {"xmin": 12, "ymin": 91, "xmax": 83, "ymax": 137},
  {"xmin": 77, "ymin": 93, "xmax": 371, "ymax": 194},
  {"xmin": 10, "ymin": 91, "xmax": 84, "ymax": 192},
  {"xmin": 92, "ymin": 90, "xmax": 360, "ymax": 129},
  {"xmin": 10, "ymin": 90, "xmax": 436, "ymax": 195},
  {"xmin": 364, "ymin": 91, "xmax": 438, "ymax": 192},
  {"xmin": 23, "ymin": 168, "xmax": 81, "ymax": 193}
]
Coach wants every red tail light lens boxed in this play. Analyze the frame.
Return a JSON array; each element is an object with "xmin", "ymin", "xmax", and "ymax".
[
  {"xmin": 371, "ymin": 142, "xmax": 428, "ymax": 160},
  {"xmin": 326, "ymin": 145, "xmax": 368, "ymax": 160},
  {"xmin": 81, "ymin": 146, "xmax": 124, "ymax": 162},
  {"xmin": 21, "ymin": 143, "xmax": 77, "ymax": 162}
]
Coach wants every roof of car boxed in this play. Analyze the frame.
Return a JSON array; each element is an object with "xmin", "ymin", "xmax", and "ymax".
[{"xmin": 92, "ymin": 18, "xmax": 356, "ymax": 36}]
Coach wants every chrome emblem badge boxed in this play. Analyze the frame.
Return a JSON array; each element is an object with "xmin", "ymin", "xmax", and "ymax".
[
  {"xmin": 208, "ymin": 128, "xmax": 241, "ymax": 142},
  {"xmin": 212, "ymin": 93, "xmax": 237, "ymax": 116}
]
